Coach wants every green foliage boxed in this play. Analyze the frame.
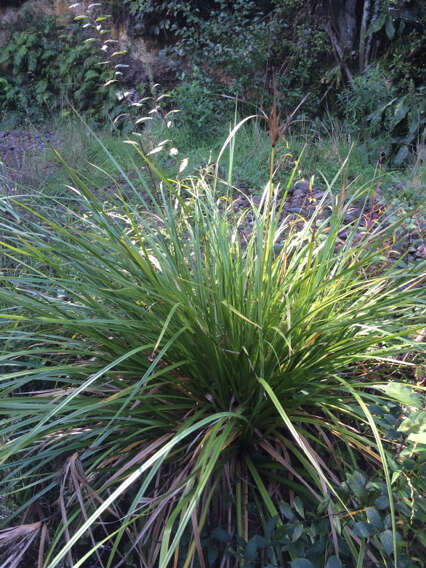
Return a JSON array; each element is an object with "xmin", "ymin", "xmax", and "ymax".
[
  {"xmin": 368, "ymin": 1, "xmax": 425, "ymax": 88},
  {"xmin": 122, "ymin": 0, "xmax": 267, "ymax": 39},
  {"xmin": 120, "ymin": 0, "xmax": 425, "ymax": 162},
  {"xmin": 339, "ymin": 66, "xmax": 425, "ymax": 165},
  {"xmin": 0, "ymin": 15, "xmax": 124, "ymax": 124},
  {"xmin": 168, "ymin": 0, "xmax": 273, "ymax": 95},
  {"xmin": 338, "ymin": 66, "xmax": 394, "ymax": 135},
  {"xmin": 170, "ymin": 67, "xmax": 234, "ymax": 136},
  {"xmin": 124, "ymin": 0, "xmax": 328, "ymax": 116},
  {"xmin": 3, "ymin": 0, "xmax": 423, "ymax": 160},
  {"xmin": 174, "ymin": 398, "xmax": 426, "ymax": 567},
  {"xmin": 0, "ymin": 124, "xmax": 424, "ymax": 566},
  {"xmin": 338, "ymin": 0, "xmax": 426, "ymax": 164}
]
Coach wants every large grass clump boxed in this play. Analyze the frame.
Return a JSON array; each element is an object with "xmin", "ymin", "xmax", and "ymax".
[{"xmin": 0, "ymin": 132, "xmax": 424, "ymax": 567}]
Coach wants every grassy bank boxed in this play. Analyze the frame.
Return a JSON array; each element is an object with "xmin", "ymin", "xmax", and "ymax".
[{"xmin": 1, "ymin": 113, "xmax": 424, "ymax": 201}]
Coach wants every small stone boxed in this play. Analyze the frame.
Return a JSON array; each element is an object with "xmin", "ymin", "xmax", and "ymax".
[
  {"xmin": 252, "ymin": 196, "xmax": 261, "ymax": 206},
  {"xmin": 294, "ymin": 180, "xmax": 309, "ymax": 191},
  {"xmin": 236, "ymin": 181, "xmax": 250, "ymax": 193},
  {"xmin": 291, "ymin": 197, "xmax": 304, "ymax": 206},
  {"xmin": 344, "ymin": 208, "xmax": 362, "ymax": 223},
  {"xmin": 416, "ymin": 246, "xmax": 426, "ymax": 258}
]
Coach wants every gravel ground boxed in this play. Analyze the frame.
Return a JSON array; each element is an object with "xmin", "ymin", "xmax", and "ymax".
[{"xmin": 231, "ymin": 179, "xmax": 425, "ymax": 265}]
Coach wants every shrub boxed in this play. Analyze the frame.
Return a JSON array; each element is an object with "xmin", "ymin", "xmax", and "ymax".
[
  {"xmin": 339, "ymin": 66, "xmax": 426, "ymax": 166},
  {"xmin": 338, "ymin": 65, "xmax": 395, "ymax": 136},
  {"xmin": 170, "ymin": 66, "xmax": 234, "ymax": 136},
  {"xmin": 0, "ymin": 126, "xmax": 424, "ymax": 566}
]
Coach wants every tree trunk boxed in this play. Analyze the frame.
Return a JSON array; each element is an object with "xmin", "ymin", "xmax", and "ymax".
[
  {"xmin": 359, "ymin": 0, "xmax": 371, "ymax": 71},
  {"xmin": 333, "ymin": 0, "xmax": 358, "ymax": 54},
  {"xmin": 365, "ymin": 0, "xmax": 381, "ymax": 67},
  {"xmin": 324, "ymin": 22, "xmax": 354, "ymax": 84}
]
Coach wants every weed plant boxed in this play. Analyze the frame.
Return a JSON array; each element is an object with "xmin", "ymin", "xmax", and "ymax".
[{"xmin": 0, "ymin": 124, "xmax": 424, "ymax": 567}]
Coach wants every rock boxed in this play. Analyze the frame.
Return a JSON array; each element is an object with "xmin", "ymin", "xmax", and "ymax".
[
  {"xmin": 338, "ymin": 229, "xmax": 350, "ymax": 240},
  {"xmin": 344, "ymin": 208, "xmax": 362, "ymax": 223},
  {"xmin": 292, "ymin": 180, "xmax": 309, "ymax": 198},
  {"xmin": 416, "ymin": 245, "xmax": 426, "ymax": 258},
  {"xmin": 294, "ymin": 180, "xmax": 309, "ymax": 191},
  {"xmin": 313, "ymin": 190, "xmax": 325, "ymax": 200}
]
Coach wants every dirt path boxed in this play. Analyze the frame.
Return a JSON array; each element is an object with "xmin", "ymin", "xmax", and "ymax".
[{"xmin": 0, "ymin": 128, "xmax": 61, "ymax": 190}]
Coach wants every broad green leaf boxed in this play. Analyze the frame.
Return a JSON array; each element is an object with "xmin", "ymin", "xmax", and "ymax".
[
  {"xmin": 392, "ymin": 98, "xmax": 409, "ymax": 126},
  {"xmin": 85, "ymin": 70, "xmax": 99, "ymax": 81},
  {"xmin": 347, "ymin": 471, "xmax": 366, "ymax": 501},
  {"xmin": 292, "ymin": 523, "xmax": 304, "ymax": 543},
  {"xmin": 375, "ymin": 495, "xmax": 390, "ymax": 510},
  {"xmin": 385, "ymin": 16, "xmax": 395, "ymax": 40},
  {"xmin": 246, "ymin": 535, "xmax": 267, "ymax": 560},
  {"xmin": 368, "ymin": 13, "xmax": 386, "ymax": 35},
  {"xmin": 380, "ymin": 529, "xmax": 394, "ymax": 556},
  {"xmin": 398, "ymin": 410, "xmax": 424, "ymax": 433},
  {"xmin": 211, "ymin": 527, "xmax": 232, "ymax": 543},
  {"xmin": 407, "ymin": 432, "xmax": 426, "ymax": 445},
  {"xmin": 294, "ymin": 496, "xmax": 305, "ymax": 519},
  {"xmin": 280, "ymin": 501, "xmax": 295, "ymax": 520},
  {"xmin": 353, "ymin": 521, "xmax": 374, "ymax": 538},
  {"xmin": 377, "ymin": 382, "xmax": 422, "ymax": 408},
  {"xmin": 366, "ymin": 507, "xmax": 383, "ymax": 530},
  {"xmin": 326, "ymin": 556, "xmax": 342, "ymax": 568}
]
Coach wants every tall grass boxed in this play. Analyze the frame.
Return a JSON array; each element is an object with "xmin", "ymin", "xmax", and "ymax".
[{"xmin": 0, "ymin": 127, "xmax": 424, "ymax": 567}]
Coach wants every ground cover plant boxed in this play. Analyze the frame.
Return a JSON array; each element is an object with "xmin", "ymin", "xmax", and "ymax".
[{"xmin": 0, "ymin": 116, "xmax": 424, "ymax": 567}]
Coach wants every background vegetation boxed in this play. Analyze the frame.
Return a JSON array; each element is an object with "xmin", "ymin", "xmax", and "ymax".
[{"xmin": 1, "ymin": 1, "xmax": 425, "ymax": 161}]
